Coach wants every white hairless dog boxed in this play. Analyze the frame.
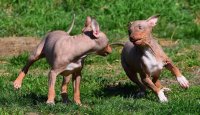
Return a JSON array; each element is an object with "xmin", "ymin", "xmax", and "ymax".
[{"xmin": 14, "ymin": 16, "xmax": 112, "ymax": 105}]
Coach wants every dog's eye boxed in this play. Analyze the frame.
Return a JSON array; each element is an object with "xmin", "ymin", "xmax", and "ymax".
[{"xmin": 138, "ymin": 25, "xmax": 143, "ymax": 30}]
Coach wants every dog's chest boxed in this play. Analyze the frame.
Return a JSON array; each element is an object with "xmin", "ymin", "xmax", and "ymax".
[
  {"xmin": 65, "ymin": 61, "xmax": 82, "ymax": 71},
  {"xmin": 65, "ymin": 55, "xmax": 86, "ymax": 71},
  {"xmin": 141, "ymin": 49, "xmax": 164, "ymax": 75}
]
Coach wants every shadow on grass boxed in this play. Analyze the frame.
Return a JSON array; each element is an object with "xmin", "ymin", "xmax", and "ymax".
[
  {"xmin": 22, "ymin": 92, "xmax": 47, "ymax": 105},
  {"xmin": 0, "ymin": 92, "xmax": 47, "ymax": 106},
  {"xmin": 94, "ymin": 82, "xmax": 149, "ymax": 99}
]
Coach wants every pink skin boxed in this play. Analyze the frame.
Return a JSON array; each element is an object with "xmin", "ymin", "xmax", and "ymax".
[
  {"xmin": 121, "ymin": 15, "xmax": 189, "ymax": 102},
  {"xmin": 13, "ymin": 16, "xmax": 112, "ymax": 105}
]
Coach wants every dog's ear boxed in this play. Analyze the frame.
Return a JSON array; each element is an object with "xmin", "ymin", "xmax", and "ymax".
[
  {"xmin": 85, "ymin": 16, "xmax": 92, "ymax": 27},
  {"xmin": 91, "ymin": 19, "xmax": 100, "ymax": 38},
  {"xmin": 146, "ymin": 15, "xmax": 160, "ymax": 27},
  {"xmin": 82, "ymin": 16, "xmax": 92, "ymax": 32}
]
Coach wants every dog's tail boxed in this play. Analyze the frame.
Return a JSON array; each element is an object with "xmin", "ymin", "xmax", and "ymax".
[
  {"xmin": 110, "ymin": 42, "xmax": 125, "ymax": 47},
  {"xmin": 66, "ymin": 14, "xmax": 75, "ymax": 34}
]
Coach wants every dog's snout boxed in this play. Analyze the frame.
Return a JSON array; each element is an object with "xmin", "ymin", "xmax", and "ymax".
[
  {"xmin": 106, "ymin": 44, "xmax": 112, "ymax": 54},
  {"xmin": 97, "ymin": 44, "xmax": 112, "ymax": 56}
]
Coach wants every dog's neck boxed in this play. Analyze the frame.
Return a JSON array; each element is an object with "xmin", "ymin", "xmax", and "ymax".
[
  {"xmin": 135, "ymin": 36, "xmax": 157, "ymax": 60},
  {"xmin": 83, "ymin": 31, "xmax": 97, "ymax": 40},
  {"xmin": 137, "ymin": 35, "xmax": 169, "ymax": 75},
  {"xmin": 83, "ymin": 31, "xmax": 108, "ymax": 51}
]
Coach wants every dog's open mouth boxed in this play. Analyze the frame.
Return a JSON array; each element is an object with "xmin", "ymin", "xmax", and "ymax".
[
  {"xmin": 130, "ymin": 38, "xmax": 143, "ymax": 45},
  {"xmin": 102, "ymin": 52, "xmax": 109, "ymax": 56},
  {"xmin": 96, "ymin": 51, "xmax": 110, "ymax": 56},
  {"xmin": 135, "ymin": 39, "xmax": 142, "ymax": 44}
]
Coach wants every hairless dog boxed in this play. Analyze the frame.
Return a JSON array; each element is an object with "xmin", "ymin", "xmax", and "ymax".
[
  {"xmin": 13, "ymin": 16, "xmax": 112, "ymax": 105},
  {"xmin": 121, "ymin": 15, "xmax": 189, "ymax": 102}
]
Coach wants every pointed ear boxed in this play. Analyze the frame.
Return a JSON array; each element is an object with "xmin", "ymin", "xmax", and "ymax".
[
  {"xmin": 146, "ymin": 15, "xmax": 160, "ymax": 27},
  {"xmin": 91, "ymin": 19, "xmax": 100, "ymax": 38},
  {"xmin": 85, "ymin": 16, "xmax": 92, "ymax": 27}
]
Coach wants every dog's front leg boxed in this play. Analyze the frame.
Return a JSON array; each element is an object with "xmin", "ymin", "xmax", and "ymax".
[
  {"xmin": 140, "ymin": 73, "xmax": 168, "ymax": 102},
  {"xmin": 46, "ymin": 69, "xmax": 58, "ymax": 105},
  {"xmin": 72, "ymin": 71, "xmax": 81, "ymax": 105},
  {"xmin": 152, "ymin": 71, "xmax": 163, "ymax": 90},
  {"xmin": 165, "ymin": 61, "xmax": 189, "ymax": 88}
]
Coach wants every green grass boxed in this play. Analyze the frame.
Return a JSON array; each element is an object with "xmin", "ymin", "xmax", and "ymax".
[
  {"xmin": 0, "ymin": 38, "xmax": 200, "ymax": 114},
  {"xmin": 0, "ymin": 0, "xmax": 200, "ymax": 114}
]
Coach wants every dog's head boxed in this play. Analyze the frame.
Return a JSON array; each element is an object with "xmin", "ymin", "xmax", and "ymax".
[
  {"xmin": 128, "ymin": 15, "xmax": 159, "ymax": 46},
  {"xmin": 82, "ymin": 16, "xmax": 112, "ymax": 56}
]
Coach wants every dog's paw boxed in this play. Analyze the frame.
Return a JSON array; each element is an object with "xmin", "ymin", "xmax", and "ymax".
[
  {"xmin": 74, "ymin": 100, "xmax": 82, "ymax": 106},
  {"xmin": 61, "ymin": 93, "xmax": 72, "ymax": 104},
  {"xmin": 177, "ymin": 76, "xmax": 189, "ymax": 89},
  {"xmin": 135, "ymin": 91, "xmax": 146, "ymax": 98},
  {"xmin": 158, "ymin": 89, "xmax": 168, "ymax": 103},
  {"xmin": 13, "ymin": 80, "xmax": 22, "ymax": 89},
  {"xmin": 63, "ymin": 99, "xmax": 72, "ymax": 104},
  {"xmin": 46, "ymin": 100, "xmax": 55, "ymax": 105}
]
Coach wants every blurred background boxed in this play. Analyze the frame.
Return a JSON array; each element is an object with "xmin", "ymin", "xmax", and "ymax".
[{"xmin": 0, "ymin": 0, "xmax": 200, "ymax": 41}]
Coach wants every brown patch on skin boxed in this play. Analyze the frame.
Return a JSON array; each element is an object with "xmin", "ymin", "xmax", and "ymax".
[
  {"xmin": 158, "ymin": 39, "xmax": 179, "ymax": 47},
  {"xmin": 0, "ymin": 37, "xmax": 40, "ymax": 56}
]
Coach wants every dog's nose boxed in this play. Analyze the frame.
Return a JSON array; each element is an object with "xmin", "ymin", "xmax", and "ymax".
[
  {"xmin": 97, "ymin": 44, "xmax": 112, "ymax": 56},
  {"xmin": 106, "ymin": 44, "xmax": 112, "ymax": 54}
]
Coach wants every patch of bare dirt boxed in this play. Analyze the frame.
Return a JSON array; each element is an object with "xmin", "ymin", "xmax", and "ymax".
[
  {"xmin": 158, "ymin": 38, "xmax": 179, "ymax": 47},
  {"xmin": 0, "ymin": 37, "xmax": 40, "ymax": 56},
  {"xmin": 161, "ymin": 79, "xmax": 178, "ymax": 86},
  {"xmin": 194, "ymin": 13, "xmax": 200, "ymax": 25},
  {"xmin": 186, "ymin": 66, "xmax": 200, "ymax": 85},
  {"xmin": 26, "ymin": 112, "xmax": 39, "ymax": 115}
]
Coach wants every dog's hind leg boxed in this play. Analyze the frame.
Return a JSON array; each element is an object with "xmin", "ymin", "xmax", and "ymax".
[
  {"xmin": 129, "ymin": 73, "xmax": 146, "ymax": 98},
  {"xmin": 13, "ymin": 38, "xmax": 45, "ymax": 89},
  {"xmin": 61, "ymin": 75, "xmax": 71, "ymax": 104},
  {"xmin": 121, "ymin": 60, "xmax": 146, "ymax": 97}
]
